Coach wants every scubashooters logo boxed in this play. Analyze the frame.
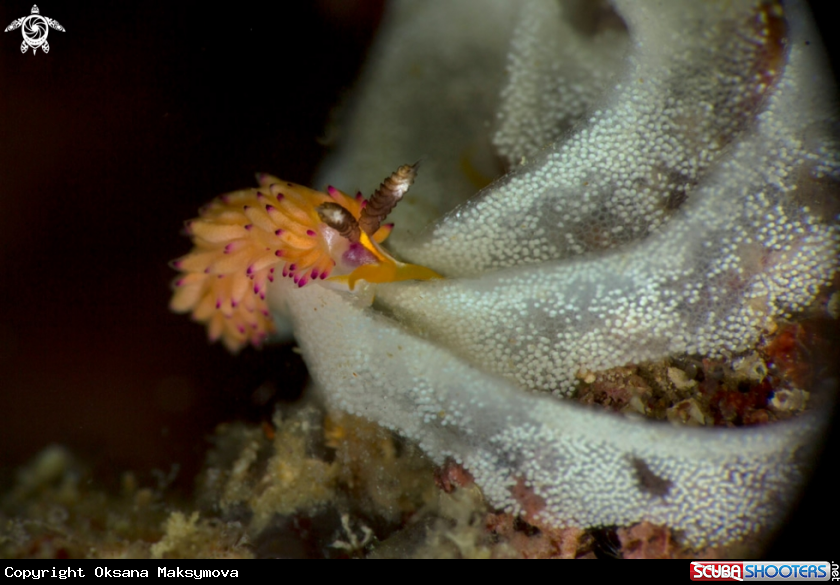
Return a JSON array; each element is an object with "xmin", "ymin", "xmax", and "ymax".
[
  {"xmin": 690, "ymin": 561, "xmax": 831, "ymax": 581},
  {"xmin": 4, "ymin": 5, "xmax": 65, "ymax": 54}
]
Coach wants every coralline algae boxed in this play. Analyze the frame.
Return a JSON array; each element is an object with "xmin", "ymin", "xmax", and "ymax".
[{"xmin": 268, "ymin": 0, "xmax": 838, "ymax": 547}]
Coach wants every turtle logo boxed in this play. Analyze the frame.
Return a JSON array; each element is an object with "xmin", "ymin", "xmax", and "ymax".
[{"xmin": 5, "ymin": 5, "xmax": 65, "ymax": 55}]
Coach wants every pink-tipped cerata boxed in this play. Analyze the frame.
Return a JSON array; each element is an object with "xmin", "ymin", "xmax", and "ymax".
[{"xmin": 170, "ymin": 168, "xmax": 441, "ymax": 352}]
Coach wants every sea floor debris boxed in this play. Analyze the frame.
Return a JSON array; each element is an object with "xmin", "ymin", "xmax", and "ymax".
[{"xmin": 6, "ymin": 363, "xmax": 833, "ymax": 560}]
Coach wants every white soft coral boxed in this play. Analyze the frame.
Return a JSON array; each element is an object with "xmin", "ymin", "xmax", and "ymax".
[{"xmin": 267, "ymin": 0, "xmax": 836, "ymax": 547}]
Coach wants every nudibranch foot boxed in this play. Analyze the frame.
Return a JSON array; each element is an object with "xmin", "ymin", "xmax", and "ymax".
[
  {"xmin": 334, "ymin": 258, "xmax": 444, "ymax": 292},
  {"xmin": 170, "ymin": 165, "xmax": 440, "ymax": 351}
]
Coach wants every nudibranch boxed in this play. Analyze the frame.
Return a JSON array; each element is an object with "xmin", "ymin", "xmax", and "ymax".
[{"xmin": 170, "ymin": 164, "xmax": 441, "ymax": 352}]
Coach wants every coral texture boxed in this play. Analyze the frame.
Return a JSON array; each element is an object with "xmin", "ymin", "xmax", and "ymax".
[
  {"xmin": 271, "ymin": 0, "xmax": 840, "ymax": 548},
  {"xmin": 194, "ymin": 0, "xmax": 836, "ymax": 549}
]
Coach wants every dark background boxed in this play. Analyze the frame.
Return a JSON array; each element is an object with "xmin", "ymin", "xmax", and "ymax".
[
  {"xmin": 0, "ymin": 0, "xmax": 385, "ymax": 482},
  {"xmin": 0, "ymin": 0, "xmax": 836, "ymax": 559}
]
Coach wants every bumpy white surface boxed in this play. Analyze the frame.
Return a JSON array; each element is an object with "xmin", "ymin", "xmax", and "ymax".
[
  {"xmin": 493, "ymin": 0, "xmax": 629, "ymax": 167},
  {"xmin": 279, "ymin": 279, "xmax": 821, "ymax": 547},
  {"xmin": 317, "ymin": 1, "xmax": 519, "ymax": 233},
  {"xmin": 271, "ymin": 0, "xmax": 839, "ymax": 547},
  {"xmin": 379, "ymin": 30, "xmax": 839, "ymax": 395},
  {"xmin": 406, "ymin": 0, "xmax": 835, "ymax": 275}
]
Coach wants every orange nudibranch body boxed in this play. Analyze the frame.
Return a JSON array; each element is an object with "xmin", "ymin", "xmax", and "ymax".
[{"xmin": 170, "ymin": 169, "xmax": 441, "ymax": 352}]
